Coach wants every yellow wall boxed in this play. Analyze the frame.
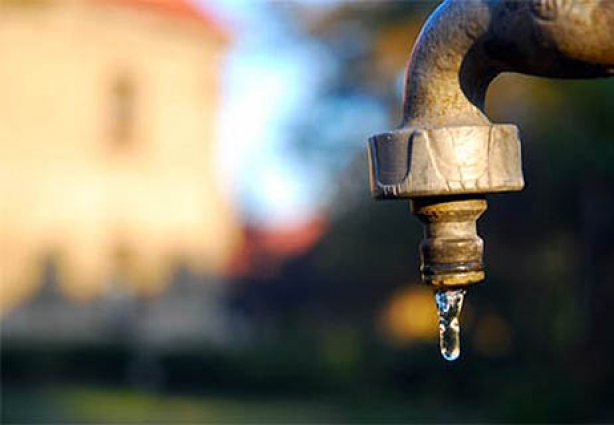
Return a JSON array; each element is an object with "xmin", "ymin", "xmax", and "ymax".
[{"xmin": 0, "ymin": 1, "xmax": 242, "ymax": 312}]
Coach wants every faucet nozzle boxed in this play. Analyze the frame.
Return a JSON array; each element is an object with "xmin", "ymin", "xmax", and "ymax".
[{"xmin": 411, "ymin": 196, "xmax": 486, "ymax": 288}]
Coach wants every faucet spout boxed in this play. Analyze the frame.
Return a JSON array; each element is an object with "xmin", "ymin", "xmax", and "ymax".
[
  {"xmin": 368, "ymin": 0, "xmax": 614, "ymax": 290},
  {"xmin": 412, "ymin": 196, "xmax": 487, "ymax": 288}
]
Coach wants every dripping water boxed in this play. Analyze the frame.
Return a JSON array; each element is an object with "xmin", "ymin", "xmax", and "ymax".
[{"xmin": 435, "ymin": 289, "xmax": 466, "ymax": 361}]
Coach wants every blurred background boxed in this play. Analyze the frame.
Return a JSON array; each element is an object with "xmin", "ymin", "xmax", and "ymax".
[{"xmin": 1, "ymin": 0, "xmax": 614, "ymax": 423}]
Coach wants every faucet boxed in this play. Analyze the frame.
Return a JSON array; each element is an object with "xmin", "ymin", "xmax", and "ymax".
[{"xmin": 368, "ymin": 0, "xmax": 613, "ymax": 358}]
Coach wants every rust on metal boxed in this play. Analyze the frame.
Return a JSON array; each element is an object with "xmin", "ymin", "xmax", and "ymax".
[{"xmin": 411, "ymin": 196, "xmax": 486, "ymax": 288}]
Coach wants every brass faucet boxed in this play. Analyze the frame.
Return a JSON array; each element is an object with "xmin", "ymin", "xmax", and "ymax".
[{"xmin": 369, "ymin": 0, "xmax": 614, "ymax": 290}]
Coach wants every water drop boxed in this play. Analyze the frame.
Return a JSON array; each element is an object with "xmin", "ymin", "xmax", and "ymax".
[{"xmin": 435, "ymin": 289, "xmax": 466, "ymax": 362}]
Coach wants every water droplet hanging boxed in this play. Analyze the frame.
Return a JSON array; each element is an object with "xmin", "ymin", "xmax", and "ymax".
[{"xmin": 435, "ymin": 289, "xmax": 466, "ymax": 361}]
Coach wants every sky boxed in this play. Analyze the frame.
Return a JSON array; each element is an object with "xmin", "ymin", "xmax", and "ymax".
[
  {"xmin": 198, "ymin": 0, "xmax": 333, "ymax": 227},
  {"xmin": 198, "ymin": 0, "xmax": 390, "ymax": 228}
]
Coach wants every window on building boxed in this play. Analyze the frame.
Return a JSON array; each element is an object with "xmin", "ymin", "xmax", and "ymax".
[{"xmin": 109, "ymin": 73, "xmax": 137, "ymax": 147}]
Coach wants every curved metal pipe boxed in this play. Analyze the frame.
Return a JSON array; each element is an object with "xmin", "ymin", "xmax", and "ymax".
[{"xmin": 403, "ymin": 0, "xmax": 614, "ymax": 130}]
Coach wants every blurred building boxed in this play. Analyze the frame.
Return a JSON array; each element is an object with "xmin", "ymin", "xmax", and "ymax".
[{"xmin": 0, "ymin": 0, "xmax": 242, "ymax": 319}]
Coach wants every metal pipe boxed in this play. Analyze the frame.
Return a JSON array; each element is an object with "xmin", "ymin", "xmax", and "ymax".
[{"xmin": 404, "ymin": 0, "xmax": 614, "ymax": 129}]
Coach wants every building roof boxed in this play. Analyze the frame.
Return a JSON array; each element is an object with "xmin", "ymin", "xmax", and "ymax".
[
  {"xmin": 99, "ymin": 0, "xmax": 230, "ymax": 40},
  {"xmin": 229, "ymin": 217, "xmax": 329, "ymax": 278}
]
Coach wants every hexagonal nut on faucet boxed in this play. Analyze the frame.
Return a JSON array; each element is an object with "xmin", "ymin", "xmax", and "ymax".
[{"xmin": 367, "ymin": 125, "xmax": 524, "ymax": 199}]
